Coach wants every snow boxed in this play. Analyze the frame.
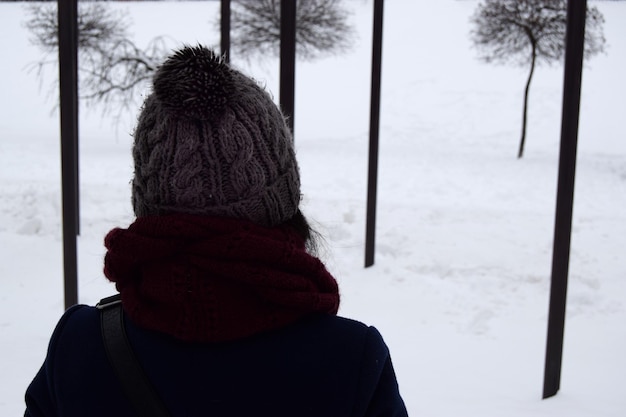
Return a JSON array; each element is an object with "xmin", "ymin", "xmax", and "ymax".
[{"xmin": 1, "ymin": 1, "xmax": 625, "ymax": 415}]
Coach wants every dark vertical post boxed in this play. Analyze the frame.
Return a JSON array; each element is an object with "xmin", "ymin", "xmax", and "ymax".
[
  {"xmin": 280, "ymin": 0, "xmax": 297, "ymax": 134},
  {"xmin": 365, "ymin": 0, "xmax": 384, "ymax": 268},
  {"xmin": 58, "ymin": 0, "xmax": 79, "ymax": 309},
  {"xmin": 72, "ymin": 0, "xmax": 79, "ymax": 237},
  {"xmin": 221, "ymin": 0, "xmax": 231, "ymax": 63},
  {"xmin": 543, "ymin": 0, "xmax": 587, "ymax": 399}
]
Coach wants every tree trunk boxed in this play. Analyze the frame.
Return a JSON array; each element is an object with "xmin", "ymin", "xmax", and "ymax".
[{"xmin": 518, "ymin": 43, "xmax": 537, "ymax": 159}]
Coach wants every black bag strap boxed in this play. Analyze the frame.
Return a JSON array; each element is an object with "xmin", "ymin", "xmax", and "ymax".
[{"xmin": 97, "ymin": 294, "xmax": 172, "ymax": 417}]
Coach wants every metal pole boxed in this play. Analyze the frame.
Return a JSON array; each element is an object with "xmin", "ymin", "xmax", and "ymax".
[
  {"xmin": 543, "ymin": 0, "xmax": 587, "ymax": 399},
  {"xmin": 280, "ymin": 0, "xmax": 297, "ymax": 134},
  {"xmin": 221, "ymin": 0, "xmax": 231, "ymax": 62},
  {"xmin": 365, "ymin": 0, "xmax": 384, "ymax": 268},
  {"xmin": 73, "ymin": 0, "xmax": 80, "ymax": 237},
  {"xmin": 58, "ymin": 0, "xmax": 79, "ymax": 309}
]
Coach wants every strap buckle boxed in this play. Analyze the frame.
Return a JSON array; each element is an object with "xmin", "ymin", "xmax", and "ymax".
[{"xmin": 96, "ymin": 294, "xmax": 122, "ymax": 310}]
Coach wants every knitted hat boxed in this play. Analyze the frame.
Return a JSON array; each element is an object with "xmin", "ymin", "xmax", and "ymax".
[{"xmin": 131, "ymin": 45, "xmax": 300, "ymax": 227}]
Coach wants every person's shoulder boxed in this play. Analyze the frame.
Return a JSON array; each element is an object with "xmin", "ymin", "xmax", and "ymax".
[
  {"xmin": 292, "ymin": 314, "xmax": 390, "ymax": 358},
  {"xmin": 54, "ymin": 304, "xmax": 99, "ymax": 334},
  {"xmin": 308, "ymin": 314, "xmax": 386, "ymax": 340},
  {"xmin": 49, "ymin": 303, "xmax": 94, "ymax": 336},
  {"xmin": 330, "ymin": 316, "xmax": 389, "ymax": 356},
  {"xmin": 47, "ymin": 304, "xmax": 101, "ymax": 355}
]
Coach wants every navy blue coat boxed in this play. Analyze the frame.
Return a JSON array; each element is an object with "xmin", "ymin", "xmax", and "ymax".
[{"xmin": 25, "ymin": 304, "xmax": 408, "ymax": 416}]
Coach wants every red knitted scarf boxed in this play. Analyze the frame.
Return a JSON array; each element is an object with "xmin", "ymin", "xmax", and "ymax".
[{"xmin": 103, "ymin": 214, "xmax": 340, "ymax": 343}]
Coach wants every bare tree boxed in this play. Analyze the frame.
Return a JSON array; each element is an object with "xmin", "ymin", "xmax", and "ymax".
[
  {"xmin": 470, "ymin": 0, "xmax": 605, "ymax": 158},
  {"xmin": 24, "ymin": 3, "xmax": 169, "ymax": 117},
  {"xmin": 230, "ymin": 0, "xmax": 355, "ymax": 60}
]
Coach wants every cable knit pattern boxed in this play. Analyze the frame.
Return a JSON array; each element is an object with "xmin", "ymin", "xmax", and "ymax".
[
  {"xmin": 131, "ymin": 45, "xmax": 300, "ymax": 227},
  {"xmin": 103, "ymin": 214, "xmax": 340, "ymax": 343}
]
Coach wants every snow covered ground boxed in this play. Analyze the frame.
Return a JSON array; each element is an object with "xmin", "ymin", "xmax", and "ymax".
[{"xmin": 1, "ymin": 1, "xmax": 625, "ymax": 416}]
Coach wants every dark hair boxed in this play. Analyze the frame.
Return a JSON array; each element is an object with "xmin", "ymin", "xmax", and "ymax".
[{"xmin": 285, "ymin": 209, "xmax": 322, "ymax": 256}]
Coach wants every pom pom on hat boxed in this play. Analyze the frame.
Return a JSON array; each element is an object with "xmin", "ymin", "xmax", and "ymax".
[
  {"xmin": 131, "ymin": 45, "xmax": 301, "ymax": 228},
  {"xmin": 153, "ymin": 45, "xmax": 232, "ymax": 120}
]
